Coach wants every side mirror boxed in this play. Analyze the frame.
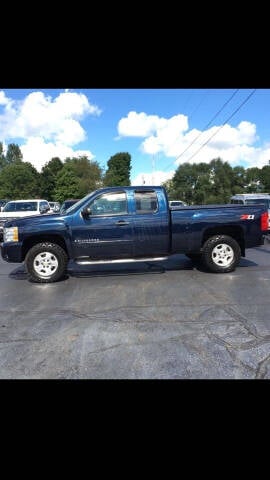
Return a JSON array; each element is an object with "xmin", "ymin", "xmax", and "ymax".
[{"xmin": 81, "ymin": 207, "xmax": 92, "ymax": 218}]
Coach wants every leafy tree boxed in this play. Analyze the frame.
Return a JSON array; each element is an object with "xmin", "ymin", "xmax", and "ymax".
[
  {"xmin": 54, "ymin": 163, "xmax": 81, "ymax": 202},
  {"xmin": 171, "ymin": 162, "xmax": 211, "ymax": 204},
  {"xmin": 205, "ymin": 158, "xmax": 233, "ymax": 203},
  {"xmin": 40, "ymin": 157, "xmax": 64, "ymax": 200},
  {"xmin": 231, "ymin": 166, "xmax": 247, "ymax": 194},
  {"xmin": 171, "ymin": 158, "xmax": 243, "ymax": 204},
  {"xmin": 0, "ymin": 142, "xmax": 6, "ymax": 169},
  {"xmin": 0, "ymin": 162, "xmax": 41, "ymax": 198},
  {"xmin": 5, "ymin": 143, "xmax": 23, "ymax": 164},
  {"xmin": 245, "ymin": 167, "xmax": 262, "ymax": 192},
  {"xmin": 162, "ymin": 179, "xmax": 178, "ymax": 199},
  {"xmin": 64, "ymin": 156, "xmax": 103, "ymax": 196},
  {"xmin": 103, "ymin": 152, "xmax": 131, "ymax": 186},
  {"xmin": 259, "ymin": 165, "xmax": 270, "ymax": 192}
]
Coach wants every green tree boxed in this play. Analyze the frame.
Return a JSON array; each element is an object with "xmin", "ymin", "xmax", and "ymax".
[
  {"xmin": 103, "ymin": 152, "xmax": 131, "ymax": 186},
  {"xmin": 64, "ymin": 156, "xmax": 103, "ymax": 196},
  {"xmin": 40, "ymin": 157, "xmax": 64, "ymax": 200},
  {"xmin": 231, "ymin": 166, "xmax": 247, "ymax": 194},
  {"xmin": 162, "ymin": 179, "xmax": 178, "ymax": 199},
  {"xmin": 54, "ymin": 163, "xmax": 81, "ymax": 202},
  {"xmin": 205, "ymin": 158, "xmax": 233, "ymax": 203},
  {"xmin": 171, "ymin": 162, "xmax": 211, "ymax": 204},
  {"xmin": 5, "ymin": 143, "xmax": 23, "ymax": 164},
  {"xmin": 259, "ymin": 165, "xmax": 270, "ymax": 192},
  {"xmin": 0, "ymin": 162, "xmax": 41, "ymax": 198},
  {"xmin": 171, "ymin": 158, "xmax": 244, "ymax": 204},
  {"xmin": 0, "ymin": 142, "xmax": 6, "ymax": 169}
]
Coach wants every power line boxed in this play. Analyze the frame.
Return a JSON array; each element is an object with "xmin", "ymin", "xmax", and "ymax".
[
  {"xmin": 164, "ymin": 89, "xmax": 239, "ymax": 171},
  {"xmin": 188, "ymin": 91, "xmax": 209, "ymax": 121},
  {"xmin": 184, "ymin": 89, "xmax": 256, "ymax": 163}
]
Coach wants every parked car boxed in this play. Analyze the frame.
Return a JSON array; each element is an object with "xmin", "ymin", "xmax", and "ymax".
[
  {"xmin": 49, "ymin": 201, "xmax": 61, "ymax": 213},
  {"xmin": 169, "ymin": 200, "xmax": 187, "ymax": 207},
  {"xmin": 0, "ymin": 199, "xmax": 50, "ymax": 240},
  {"xmin": 60, "ymin": 199, "xmax": 81, "ymax": 213},
  {"xmin": 0, "ymin": 199, "xmax": 8, "ymax": 211}
]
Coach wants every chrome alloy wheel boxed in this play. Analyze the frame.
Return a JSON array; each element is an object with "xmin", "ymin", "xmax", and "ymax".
[
  {"xmin": 211, "ymin": 243, "xmax": 234, "ymax": 267},
  {"xmin": 33, "ymin": 251, "xmax": 59, "ymax": 278}
]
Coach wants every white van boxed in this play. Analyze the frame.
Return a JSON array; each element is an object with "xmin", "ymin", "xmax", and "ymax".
[{"xmin": 230, "ymin": 193, "xmax": 270, "ymax": 205}]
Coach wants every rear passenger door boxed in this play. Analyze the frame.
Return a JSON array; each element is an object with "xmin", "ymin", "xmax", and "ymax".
[{"xmin": 132, "ymin": 190, "xmax": 170, "ymax": 257}]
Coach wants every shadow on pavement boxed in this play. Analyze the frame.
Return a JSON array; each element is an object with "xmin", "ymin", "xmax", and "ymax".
[{"xmin": 7, "ymin": 253, "xmax": 259, "ymax": 281}]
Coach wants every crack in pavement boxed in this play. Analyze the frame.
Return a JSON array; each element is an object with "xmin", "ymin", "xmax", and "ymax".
[{"xmin": 255, "ymin": 353, "xmax": 270, "ymax": 379}]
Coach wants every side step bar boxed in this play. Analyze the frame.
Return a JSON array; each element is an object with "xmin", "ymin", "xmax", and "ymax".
[{"xmin": 75, "ymin": 256, "xmax": 169, "ymax": 265}]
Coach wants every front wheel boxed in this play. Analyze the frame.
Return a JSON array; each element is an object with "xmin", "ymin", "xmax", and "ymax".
[
  {"xmin": 25, "ymin": 242, "xmax": 68, "ymax": 283},
  {"xmin": 201, "ymin": 235, "xmax": 241, "ymax": 273}
]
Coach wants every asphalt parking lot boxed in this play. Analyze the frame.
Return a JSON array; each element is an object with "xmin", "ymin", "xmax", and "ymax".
[{"xmin": 1, "ymin": 239, "xmax": 270, "ymax": 379}]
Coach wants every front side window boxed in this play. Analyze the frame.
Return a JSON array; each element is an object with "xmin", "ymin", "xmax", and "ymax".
[
  {"xmin": 134, "ymin": 191, "xmax": 158, "ymax": 214},
  {"xmin": 90, "ymin": 192, "xmax": 128, "ymax": 215}
]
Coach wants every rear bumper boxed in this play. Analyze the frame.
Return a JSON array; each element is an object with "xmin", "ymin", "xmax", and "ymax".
[{"xmin": 1, "ymin": 242, "xmax": 24, "ymax": 263}]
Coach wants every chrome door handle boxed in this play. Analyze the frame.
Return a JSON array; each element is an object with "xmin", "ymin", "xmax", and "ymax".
[{"xmin": 115, "ymin": 220, "xmax": 130, "ymax": 225}]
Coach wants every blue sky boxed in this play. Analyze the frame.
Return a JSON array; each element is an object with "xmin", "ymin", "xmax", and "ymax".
[{"xmin": 1, "ymin": 88, "xmax": 270, "ymax": 185}]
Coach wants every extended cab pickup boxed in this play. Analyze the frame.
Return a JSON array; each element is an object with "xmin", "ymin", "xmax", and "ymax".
[{"xmin": 1, "ymin": 186, "xmax": 269, "ymax": 283}]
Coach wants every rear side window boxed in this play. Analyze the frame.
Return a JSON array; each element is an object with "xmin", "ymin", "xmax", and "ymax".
[{"xmin": 135, "ymin": 191, "xmax": 158, "ymax": 214}]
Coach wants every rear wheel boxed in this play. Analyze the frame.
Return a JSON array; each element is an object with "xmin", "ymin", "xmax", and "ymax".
[
  {"xmin": 25, "ymin": 242, "xmax": 68, "ymax": 283},
  {"xmin": 201, "ymin": 235, "xmax": 241, "ymax": 273}
]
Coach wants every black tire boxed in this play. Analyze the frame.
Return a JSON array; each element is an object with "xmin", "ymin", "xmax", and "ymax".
[
  {"xmin": 201, "ymin": 235, "xmax": 241, "ymax": 273},
  {"xmin": 25, "ymin": 242, "xmax": 68, "ymax": 283}
]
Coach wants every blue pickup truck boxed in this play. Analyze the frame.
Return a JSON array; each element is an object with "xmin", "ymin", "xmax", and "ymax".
[{"xmin": 1, "ymin": 186, "xmax": 269, "ymax": 283}]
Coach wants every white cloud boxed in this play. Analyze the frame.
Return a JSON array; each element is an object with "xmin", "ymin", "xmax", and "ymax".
[
  {"xmin": 118, "ymin": 111, "xmax": 188, "ymax": 139},
  {"xmin": 118, "ymin": 111, "xmax": 270, "ymax": 178},
  {"xmin": 20, "ymin": 137, "xmax": 95, "ymax": 172},
  {"xmin": 0, "ymin": 91, "xmax": 10, "ymax": 106},
  {"xmin": 0, "ymin": 90, "xmax": 101, "ymax": 170}
]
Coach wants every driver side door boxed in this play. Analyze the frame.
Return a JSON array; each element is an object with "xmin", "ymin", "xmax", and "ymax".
[{"xmin": 71, "ymin": 190, "xmax": 134, "ymax": 259}]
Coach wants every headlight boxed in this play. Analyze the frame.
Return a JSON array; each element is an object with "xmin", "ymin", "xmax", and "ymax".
[{"xmin": 3, "ymin": 227, "xmax": 19, "ymax": 242}]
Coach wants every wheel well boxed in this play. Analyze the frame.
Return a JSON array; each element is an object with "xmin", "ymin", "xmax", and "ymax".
[
  {"xmin": 22, "ymin": 235, "xmax": 68, "ymax": 261},
  {"xmin": 202, "ymin": 226, "xmax": 245, "ymax": 255}
]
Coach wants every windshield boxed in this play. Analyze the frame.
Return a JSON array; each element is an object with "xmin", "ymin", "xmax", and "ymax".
[
  {"xmin": 3, "ymin": 201, "xmax": 38, "ymax": 212},
  {"xmin": 245, "ymin": 199, "xmax": 270, "ymax": 208},
  {"xmin": 61, "ymin": 191, "xmax": 96, "ymax": 214}
]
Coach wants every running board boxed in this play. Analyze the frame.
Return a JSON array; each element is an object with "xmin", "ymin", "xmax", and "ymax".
[{"xmin": 75, "ymin": 256, "xmax": 169, "ymax": 265}]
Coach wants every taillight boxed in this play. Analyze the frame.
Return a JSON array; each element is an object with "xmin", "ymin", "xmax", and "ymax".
[{"xmin": 261, "ymin": 211, "xmax": 269, "ymax": 231}]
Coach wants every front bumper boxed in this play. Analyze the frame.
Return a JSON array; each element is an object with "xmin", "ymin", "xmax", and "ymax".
[{"xmin": 1, "ymin": 241, "xmax": 24, "ymax": 263}]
